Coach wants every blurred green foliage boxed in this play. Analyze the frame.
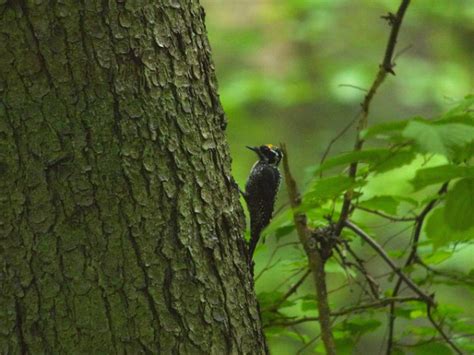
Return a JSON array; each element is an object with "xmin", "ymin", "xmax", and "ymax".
[{"xmin": 202, "ymin": 0, "xmax": 473, "ymax": 353}]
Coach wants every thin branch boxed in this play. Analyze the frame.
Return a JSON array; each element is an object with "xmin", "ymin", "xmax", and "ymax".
[
  {"xmin": 399, "ymin": 333, "xmax": 474, "ymax": 348},
  {"xmin": 405, "ymin": 183, "xmax": 448, "ymax": 266},
  {"xmin": 271, "ymin": 267, "xmax": 306, "ymax": 293},
  {"xmin": 342, "ymin": 242, "xmax": 381, "ymax": 299},
  {"xmin": 393, "ymin": 44, "xmax": 413, "ymax": 62},
  {"xmin": 334, "ymin": 0, "xmax": 411, "ymax": 235},
  {"xmin": 263, "ymin": 270, "xmax": 311, "ymax": 313},
  {"xmin": 386, "ymin": 183, "xmax": 448, "ymax": 353},
  {"xmin": 355, "ymin": 205, "xmax": 417, "ymax": 222},
  {"xmin": 344, "ymin": 220, "xmax": 434, "ymax": 305},
  {"xmin": 265, "ymin": 296, "xmax": 423, "ymax": 328},
  {"xmin": 417, "ymin": 259, "xmax": 474, "ymax": 287},
  {"xmin": 319, "ymin": 112, "xmax": 360, "ymax": 170},
  {"xmin": 427, "ymin": 304, "xmax": 463, "ymax": 354},
  {"xmin": 296, "ymin": 334, "xmax": 321, "ymax": 355},
  {"xmin": 255, "ymin": 241, "xmax": 300, "ymax": 281},
  {"xmin": 281, "ymin": 144, "xmax": 336, "ymax": 355},
  {"xmin": 338, "ymin": 84, "xmax": 369, "ymax": 92},
  {"xmin": 332, "ymin": 245, "xmax": 377, "ymax": 299}
]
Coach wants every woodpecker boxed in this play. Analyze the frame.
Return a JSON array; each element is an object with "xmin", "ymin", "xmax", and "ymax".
[{"xmin": 242, "ymin": 144, "xmax": 282, "ymax": 263}]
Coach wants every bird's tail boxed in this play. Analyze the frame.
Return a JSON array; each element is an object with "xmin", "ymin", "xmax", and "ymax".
[{"xmin": 247, "ymin": 227, "xmax": 261, "ymax": 266}]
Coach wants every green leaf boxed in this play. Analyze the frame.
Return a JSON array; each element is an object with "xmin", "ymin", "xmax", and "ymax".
[
  {"xmin": 413, "ymin": 342, "xmax": 453, "ymax": 355},
  {"xmin": 303, "ymin": 175, "xmax": 363, "ymax": 209},
  {"xmin": 314, "ymin": 148, "xmax": 416, "ymax": 175},
  {"xmin": 437, "ymin": 303, "xmax": 465, "ymax": 318},
  {"xmin": 394, "ymin": 302, "xmax": 426, "ymax": 319},
  {"xmin": 357, "ymin": 195, "xmax": 401, "ymax": 215},
  {"xmin": 325, "ymin": 258, "xmax": 356, "ymax": 277},
  {"xmin": 334, "ymin": 337, "xmax": 354, "ymax": 354},
  {"xmin": 440, "ymin": 113, "xmax": 474, "ymax": 126},
  {"xmin": 258, "ymin": 291, "xmax": 294, "ymax": 310},
  {"xmin": 444, "ymin": 178, "xmax": 474, "ymax": 230},
  {"xmin": 314, "ymin": 148, "xmax": 391, "ymax": 174},
  {"xmin": 405, "ymin": 325, "xmax": 437, "ymax": 337},
  {"xmin": 361, "ymin": 119, "xmax": 410, "ymax": 140},
  {"xmin": 403, "ymin": 120, "xmax": 474, "ymax": 159},
  {"xmin": 274, "ymin": 224, "xmax": 295, "ymax": 240},
  {"xmin": 391, "ymin": 348, "xmax": 405, "ymax": 355},
  {"xmin": 342, "ymin": 317, "xmax": 382, "ymax": 335},
  {"xmin": 301, "ymin": 298, "xmax": 317, "ymax": 311},
  {"xmin": 422, "ymin": 250, "xmax": 453, "ymax": 265},
  {"xmin": 411, "ymin": 165, "xmax": 474, "ymax": 190},
  {"xmin": 357, "ymin": 195, "xmax": 418, "ymax": 216},
  {"xmin": 436, "ymin": 104, "xmax": 474, "ymax": 161},
  {"xmin": 410, "ymin": 309, "xmax": 426, "ymax": 319},
  {"xmin": 425, "ymin": 207, "xmax": 474, "ymax": 248},
  {"xmin": 371, "ymin": 150, "xmax": 416, "ymax": 173},
  {"xmin": 285, "ymin": 330, "xmax": 310, "ymax": 343},
  {"xmin": 442, "ymin": 94, "xmax": 474, "ymax": 118},
  {"xmin": 264, "ymin": 326, "xmax": 287, "ymax": 336}
]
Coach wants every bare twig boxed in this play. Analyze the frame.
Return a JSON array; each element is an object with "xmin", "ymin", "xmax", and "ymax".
[
  {"xmin": 265, "ymin": 296, "xmax": 423, "ymax": 328},
  {"xmin": 296, "ymin": 334, "xmax": 322, "ymax": 355},
  {"xmin": 263, "ymin": 270, "xmax": 311, "ymax": 313},
  {"xmin": 281, "ymin": 144, "xmax": 336, "ymax": 355},
  {"xmin": 393, "ymin": 44, "xmax": 413, "ymax": 62},
  {"xmin": 342, "ymin": 242, "xmax": 381, "ymax": 299},
  {"xmin": 271, "ymin": 267, "xmax": 306, "ymax": 293},
  {"xmin": 427, "ymin": 304, "xmax": 463, "ymax": 354},
  {"xmin": 255, "ymin": 241, "xmax": 300, "ymax": 281},
  {"xmin": 319, "ymin": 112, "xmax": 360, "ymax": 170},
  {"xmin": 344, "ymin": 221, "xmax": 434, "ymax": 305},
  {"xmin": 332, "ymin": 245, "xmax": 377, "ymax": 299},
  {"xmin": 417, "ymin": 259, "xmax": 474, "ymax": 287},
  {"xmin": 355, "ymin": 205, "xmax": 417, "ymax": 222},
  {"xmin": 334, "ymin": 0, "xmax": 411, "ymax": 235},
  {"xmin": 338, "ymin": 84, "xmax": 369, "ymax": 92},
  {"xmin": 399, "ymin": 333, "xmax": 474, "ymax": 348}
]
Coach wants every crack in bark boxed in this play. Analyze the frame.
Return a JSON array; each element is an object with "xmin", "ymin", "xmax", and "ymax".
[
  {"xmin": 125, "ymin": 226, "xmax": 161, "ymax": 352},
  {"xmin": 15, "ymin": 298, "xmax": 29, "ymax": 355},
  {"xmin": 18, "ymin": 0, "xmax": 53, "ymax": 87}
]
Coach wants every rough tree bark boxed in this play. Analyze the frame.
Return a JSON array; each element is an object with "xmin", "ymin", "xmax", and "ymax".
[{"xmin": 0, "ymin": 1, "xmax": 266, "ymax": 353}]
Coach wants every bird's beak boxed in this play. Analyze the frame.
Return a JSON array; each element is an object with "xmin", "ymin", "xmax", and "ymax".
[{"xmin": 246, "ymin": 146, "xmax": 258, "ymax": 152}]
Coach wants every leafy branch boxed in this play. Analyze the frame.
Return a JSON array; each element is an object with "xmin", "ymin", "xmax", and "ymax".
[{"xmin": 344, "ymin": 221, "xmax": 435, "ymax": 305}]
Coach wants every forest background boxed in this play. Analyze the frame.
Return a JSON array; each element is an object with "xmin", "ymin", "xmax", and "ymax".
[{"xmin": 202, "ymin": 0, "xmax": 474, "ymax": 353}]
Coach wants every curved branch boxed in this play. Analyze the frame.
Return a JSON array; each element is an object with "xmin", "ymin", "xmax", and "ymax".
[
  {"xmin": 344, "ymin": 221, "xmax": 434, "ymax": 305},
  {"xmin": 427, "ymin": 304, "xmax": 463, "ymax": 354},
  {"xmin": 386, "ymin": 183, "xmax": 448, "ymax": 353}
]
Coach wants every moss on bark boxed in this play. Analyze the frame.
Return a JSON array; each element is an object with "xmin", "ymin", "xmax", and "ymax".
[{"xmin": 0, "ymin": 1, "xmax": 266, "ymax": 353}]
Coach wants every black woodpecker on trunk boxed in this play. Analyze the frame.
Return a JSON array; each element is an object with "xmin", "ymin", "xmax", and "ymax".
[{"xmin": 242, "ymin": 144, "xmax": 282, "ymax": 265}]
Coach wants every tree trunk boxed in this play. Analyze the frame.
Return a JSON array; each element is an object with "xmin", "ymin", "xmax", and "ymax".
[{"xmin": 0, "ymin": 1, "xmax": 266, "ymax": 353}]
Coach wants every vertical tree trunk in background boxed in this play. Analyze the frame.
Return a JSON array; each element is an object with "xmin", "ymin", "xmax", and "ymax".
[{"xmin": 0, "ymin": 1, "xmax": 266, "ymax": 353}]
